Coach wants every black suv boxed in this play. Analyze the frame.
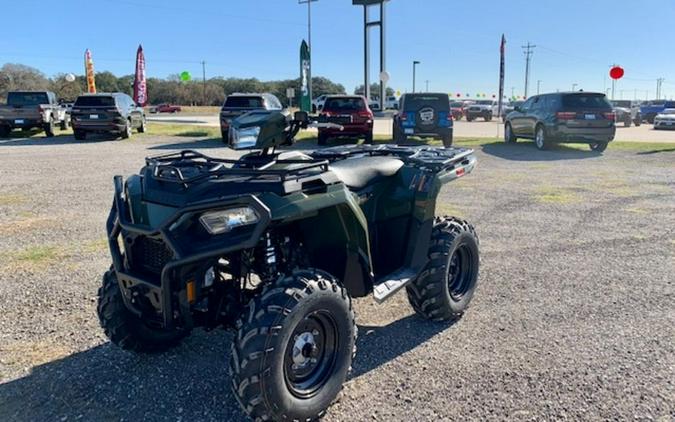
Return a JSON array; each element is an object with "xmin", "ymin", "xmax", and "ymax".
[
  {"xmin": 504, "ymin": 92, "xmax": 616, "ymax": 152},
  {"xmin": 71, "ymin": 93, "xmax": 145, "ymax": 140},
  {"xmin": 220, "ymin": 93, "xmax": 284, "ymax": 142},
  {"xmin": 392, "ymin": 93, "xmax": 453, "ymax": 147}
]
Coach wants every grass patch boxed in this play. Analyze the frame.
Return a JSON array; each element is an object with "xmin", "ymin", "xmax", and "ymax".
[
  {"xmin": 533, "ymin": 186, "xmax": 580, "ymax": 204},
  {"xmin": 142, "ymin": 123, "xmax": 221, "ymax": 138},
  {"xmin": 81, "ymin": 237, "xmax": 109, "ymax": 254},
  {"xmin": 14, "ymin": 245, "xmax": 61, "ymax": 263},
  {"xmin": 2, "ymin": 245, "xmax": 68, "ymax": 273},
  {"xmin": 436, "ymin": 203, "xmax": 465, "ymax": 218},
  {"xmin": 0, "ymin": 194, "xmax": 27, "ymax": 206},
  {"xmin": 0, "ymin": 216, "xmax": 57, "ymax": 235}
]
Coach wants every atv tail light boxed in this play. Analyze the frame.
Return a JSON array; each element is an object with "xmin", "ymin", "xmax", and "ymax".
[
  {"xmin": 556, "ymin": 112, "xmax": 576, "ymax": 120},
  {"xmin": 199, "ymin": 207, "xmax": 260, "ymax": 235}
]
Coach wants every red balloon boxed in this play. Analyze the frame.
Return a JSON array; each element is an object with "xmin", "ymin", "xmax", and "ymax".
[{"xmin": 609, "ymin": 66, "xmax": 624, "ymax": 80}]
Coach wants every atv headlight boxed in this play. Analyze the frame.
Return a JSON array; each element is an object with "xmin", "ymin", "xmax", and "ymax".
[
  {"xmin": 199, "ymin": 207, "xmax": 260, "ymax": 235},
  {"xmin": 229, "ymin": 126, "xmax": 260, "ymax": 150}
]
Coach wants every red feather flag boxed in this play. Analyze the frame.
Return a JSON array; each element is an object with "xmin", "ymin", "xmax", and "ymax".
[{"xmin": 133, "ymin": 45, "xmax": 148, "ymax": 106}]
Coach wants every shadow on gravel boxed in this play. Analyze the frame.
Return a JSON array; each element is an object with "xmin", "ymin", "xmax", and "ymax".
[
  {"xmin": 0, "ymin": 331, "xmax": 248, "ymax": 422},
  {"xmin": 0, "ymin": 133, "xmax": 123, "ymax": 146},
  {"xmin": 149, "ymin": 137, "xmax": 226, "ymax": 150},
  {"xmin": 636, "ymin": 147, "xmax": 675, "ymax": 155},
  {"xmin": 352, "ymin": 314, "xmax": 456, "ymax": 379},
  {"xmin": 481, "ymin": 141, "xmax": 601, "ymax": 161}
]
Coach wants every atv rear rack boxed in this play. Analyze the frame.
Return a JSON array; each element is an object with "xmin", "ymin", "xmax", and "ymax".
[
  {"xmin": 146, "ymin": 150, "xmax": 330, "ymax": 186},
  {"xmin": 310, "ymin": 144, "xmax": 474, "ymax": 171}
]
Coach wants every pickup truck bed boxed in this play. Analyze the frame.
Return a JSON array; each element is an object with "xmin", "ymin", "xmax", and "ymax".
[{"xmin": 0, "ymin": 91, "xmax": 69, "ymax": 138}]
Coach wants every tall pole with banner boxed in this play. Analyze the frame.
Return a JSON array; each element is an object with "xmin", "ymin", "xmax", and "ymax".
[
  {"xmin": 299, "ymin": 40, "xmax": 311, "ymax": 112},
  {"xmin": 497, "ymin": 34, "xmax": 506, "ymax": 118},
  {"xmin": 84, "ymin": 49, "xmax": 96, "ymax": 94},
  {"xmin": 133, "ymin": 45, "xmax": 147, "ymax": 106}
]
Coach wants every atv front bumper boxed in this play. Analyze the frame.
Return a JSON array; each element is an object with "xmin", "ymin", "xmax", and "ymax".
[{"xmin": 106, "ymin": 176, "xmax": 271, "ymax": 329}]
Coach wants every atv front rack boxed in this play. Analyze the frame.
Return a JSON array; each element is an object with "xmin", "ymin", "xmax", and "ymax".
[{"xmin": 146, "ymin": 150, "xmax": 331, "ymax": 187}]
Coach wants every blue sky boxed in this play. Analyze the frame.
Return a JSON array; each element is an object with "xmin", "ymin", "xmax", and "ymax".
[{"xmin": 2, "ymin": 0, "xmax": 674, "ymax": 99}]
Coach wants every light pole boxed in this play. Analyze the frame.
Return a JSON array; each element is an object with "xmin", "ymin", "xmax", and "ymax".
[
  {"xmin": 299, "ymin": 0, "xmax": 318, "ymax": 102},
  {"xmin": 572, "ymin": 83, "xmax": 578, "ymax": 91},
  {"xmin": 537, "ymin": 80, "xmax": 542, "ymax": 94},
  {"xmin": 425, "ymin": 80, "xmax": 429, "ymax": 92},
  {"xmin": 412, "ymin": 60, "xmax": 420, "ymax": 93},
  {"xmin": 511, "ymin": 86, "xmax": 515, "ymax": 98}
]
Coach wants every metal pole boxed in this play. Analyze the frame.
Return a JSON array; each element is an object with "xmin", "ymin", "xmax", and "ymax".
[
  {"xmin": 522, "ymin": 42, "xmax": 536, "ymax": 98},
  {"xmin": 201, "ymin": 60, "xmax": 206, "ymax": 105},
  {"xmin": 425, "ymin": 80, "xmax": 429, "ymax": 92},
  {"xmin": 537, "ymin": 80, "xmax": 542, "ymax": 94},
  {"xmin": 307, "ymin": 0, "xmax": 312, "ymax": 103},
  {"xmin": 572, "ymin": 83, "xmax": 577, "ymax": 91},
  {"xmin": 364, "ymin": 6, "xmax": 370, "ymax": 101},
  {"xmin": 379, "ymin": 0, "xmax": 386, "ymax": 108},
  {"xmin": 412, "ymin": 61, "xmax": 419, "ymax": 93}
]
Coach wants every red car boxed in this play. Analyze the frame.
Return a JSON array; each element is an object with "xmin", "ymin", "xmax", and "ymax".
[
  {"xmin": 318, "ymin": 95, "xmax": 374, "ymax": 145},
  {"xmin": 153, "ymin": 104, "xmax": 182, "ymax": 113},
  {"xmin": 450, "ymin": 101, "xmax": 465, "ymax": 120}
]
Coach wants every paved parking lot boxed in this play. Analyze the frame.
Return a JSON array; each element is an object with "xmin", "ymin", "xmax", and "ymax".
[
  {"xmin": 148, "ymin": 113, "xmax": 675, "ymax": 143},
  {"xmin": 0, "ymin": 133, "xmax": 673, "ymax": 421}
]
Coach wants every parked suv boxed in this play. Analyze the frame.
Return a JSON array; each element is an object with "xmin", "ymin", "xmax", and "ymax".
[
  {"xmin": 220, "ymin": 93, "xmax": 283, "ymax": 142},
  {"xmin": 465, "ymin": 99, "xmax": 497, "ymax": 121},
  {"xmin": 70, "ymin": 93, "xmax": 145, "ymax": 140},
  {"xmin": 504, "ymin": 92, "xmax": 616, "ymax": 152},
  {"xmin": 317, "ymin": 95, "xmax": 373, "ymax": 145},
  {"xmin": 610, "ymin": 100, "xmax": 641, "ymax": 127},
  {"xmin": 393, "ymin": 93, "xmax": 453, "ymax": 146}
]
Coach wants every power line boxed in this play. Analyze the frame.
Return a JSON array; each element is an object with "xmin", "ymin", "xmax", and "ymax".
[{"xmin": 522, "ymin": 42, "xmax": 536, "ymax": 98}]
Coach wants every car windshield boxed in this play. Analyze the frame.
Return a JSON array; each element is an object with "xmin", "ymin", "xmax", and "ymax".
[
  {"xmin": 562, "ymin": 93, "xmax": 611, "ymax": 109},
  {"xmin": 224, "ymin": 96, "xmax": 264, "ymax": 108},
  {"xmin": 323, "ymin": 97, "xmax": 366, "ymax": 111},
  {"xmin": 475, "ymin": 100, "xmax": 494, "ymax": 105},
  {"xmin": 611, "ymin": 101, "xmax": 632, "ymax": 107},
  {"xmin": 403, "ymin": 94, "xmax": 448, "ymax": 110},
  {"xmin": 660, "ymin": 108, "xmax": 675, "ymax": 114},
  {"xmin": 7, "ymin": 92, "xmax": 49, "ymax": 106},
  {"xmin": 450, "ymin": 102, "xmax": 463, "ymax": 107},
  {"xmin": 74, "ymin": 96, "xmax": 115, "ymax": 107}
]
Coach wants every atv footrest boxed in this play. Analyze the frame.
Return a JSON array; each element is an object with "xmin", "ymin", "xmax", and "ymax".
[{"xmin": 373, "ymin": 268, "xmax": 418, "ymax": 303}]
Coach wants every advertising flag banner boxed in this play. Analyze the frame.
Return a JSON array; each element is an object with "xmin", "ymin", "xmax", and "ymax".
[
  {"xmin": 84, "ymin": 49, "xmax": 96, "ymax": 94},
  {"xmin": 133, "ymin": 45, "xmax": 148, "ymax": 106},
  {"xmin": 299, "ymin": 40, "xmax": 311, "ymax": 112},
  {"xmin": 497, "ymin": 34, "xmax": 506, "ymax": 118}
]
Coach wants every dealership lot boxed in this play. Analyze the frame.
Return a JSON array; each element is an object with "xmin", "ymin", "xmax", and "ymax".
[
  {"xmin": 148, "ymin": 113, "xmax": 675, "ymax": 143},
  {"xmin": 0, "ymin": 133, "xmax": 673, "ymax": 421}
]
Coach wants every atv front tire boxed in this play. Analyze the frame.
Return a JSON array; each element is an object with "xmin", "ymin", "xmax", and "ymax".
[
  {"xmin": 97, "ymin": 269, "xmax": 188, "ymax": 353},
  {"xmin": 230, "ymin": 269, "xmax": 356, "ymax": 421},
  {"xmin": 406, "ymin": 217, "xmax": 479, "ymax": 321}
]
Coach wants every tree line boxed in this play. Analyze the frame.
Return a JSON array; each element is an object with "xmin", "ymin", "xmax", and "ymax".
[{"xmin": 0, "ymin": 63, "xmax": 352, "ymax": 106}]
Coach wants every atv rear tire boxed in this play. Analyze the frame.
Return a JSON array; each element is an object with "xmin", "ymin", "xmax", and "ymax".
[
  {"xmin": 97, "ymin": 269, "xmax": 188, "ymax": 353},
  {"xmin": 230, "ymin": 269, "xmax": 356, "ymax": 422},
  {"xmin": 406, "ymin": 217, "xmax": 479, "ymax": 321}
]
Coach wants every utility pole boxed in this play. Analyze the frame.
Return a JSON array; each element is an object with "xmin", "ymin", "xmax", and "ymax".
[
  {"xmin": 299, "ymin": 0, "xmax": 318, "ymax": 102},
  {"xmin": 511, "ymin": 86, "xmax": 515, "ymax": 98},
  {"xmin": 425, "ymin": 80, "xmax": 429, "ymax": 92},
  {"xmin": 572, "ymin": 83, "xmax": 577, "ymax": 92},
  {"xmin": 201, "ymin": 60, "xmax": 206, "ymax": 106},
  {"xmin": 521, "ymin": 42, "xmax": 536, "ymax": 98},
  {"xmin": 656, "ymin": 77, "xmax": 665, "ymax": 99},
  {"xmin": 537, "ymin": 80, "xmax": 542, "ymax": 94},
  {"xmin": 412, "ymin": 60, "xmax": 420, "ymax": 93}
]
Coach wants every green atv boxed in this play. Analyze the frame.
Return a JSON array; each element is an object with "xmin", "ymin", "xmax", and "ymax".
[{"xmin": 98, "ymin": 110, "xmax": 480, "ymax": 421}]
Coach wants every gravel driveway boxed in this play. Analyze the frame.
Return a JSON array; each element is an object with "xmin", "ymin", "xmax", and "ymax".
[{"xmin": 0, "ymin": 133, "xmax": 673, "ymax": 421}]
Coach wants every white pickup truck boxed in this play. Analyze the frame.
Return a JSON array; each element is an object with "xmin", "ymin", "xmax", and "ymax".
[{"xmin": 0, "ymin": 91, "xmax": 70, "ymax": 138}]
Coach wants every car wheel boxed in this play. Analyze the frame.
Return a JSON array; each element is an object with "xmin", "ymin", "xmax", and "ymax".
[
  {"xmin": 121, "ymin": 120, "xmax": 132, "ymax": 139},
  {"xmin": 624, "ymin": 118, "xmax": 631, "ymax": 127},
  {"xmin": 504, "ymin": 123, "xmax": 517, "ymax": 143},
  {"xmin": 634, "ymin": 116, "xmax": 641, "ymax": 127},
  {"xmin": 442, "ymin": 130, "xmax": 453, "ymax": 148},
  {"xmin": 44, "ymin": 117, "xmax": 55, "ymax": 138},
  {"xmin": 60, "ymin": 119, "xmax": 68, "ymax": 130},
  {"xmin": 230, "ymin": 270, "xmax": 356, "ymax": 422},
  {"xmin": 137, "ymin": 116, "xmax": 146, "ymax": 133},
  {"xmin": 0, "ymin": 126, "xmax": 10, "ymax": 138},
  {"xmin": 406, "ymin": 217, "xmax": 479, "ymax": 321},
  {"xmin": 364, "ymin": 131, "xmax": 373, "ymax": 145},
  {"xmin": 466, "ymin": 116, "xmax": 473, "ymax": 122},
  {"xmin": 589, "ymin": 142, "xmax": 608, "ymax": 152},
  {"xmin": 534, "ymin": 125, "xmax": 548, "ymax": 150},
  {"xmin": 484, "ymin": 113, "xmax": 492, "ymax": 122}
]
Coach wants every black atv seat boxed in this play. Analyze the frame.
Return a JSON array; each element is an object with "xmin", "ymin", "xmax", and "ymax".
[{"xmin": 329, "ymin": 156, "xmax": 404, "ymax": 190}]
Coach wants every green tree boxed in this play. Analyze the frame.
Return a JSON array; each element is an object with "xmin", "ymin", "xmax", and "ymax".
[
  {"xmin": 353, "ymin": 83, "xmax": 394, "ymax": 99},
  {"xmin": 0, "ymin": 63, "xmax": 50, "ymax": 101}
]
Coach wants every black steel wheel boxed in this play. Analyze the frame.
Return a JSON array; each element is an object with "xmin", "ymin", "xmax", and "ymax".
[
  {"xmin": 589, "ymin": 142, "xmax": 608, "ymax": 152},
  {"xmin": 406, "ymin": 217, "xmax": 480, "ymax": 321},
  {"xmin": 504, "ymin": 122, "xmax": 517, "ymax": 143},
  {"xmin": 44, "ymin": 117, "xmax": 55, "ymax": 138},
  {"xmin": 230, "ymin": 269, "xmax": 356, "ymax": 421}
]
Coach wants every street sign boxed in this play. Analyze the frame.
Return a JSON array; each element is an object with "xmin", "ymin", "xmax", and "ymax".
[{"xmin": 286, "ymin": 87, "xmax": 295, "ymax": 99}]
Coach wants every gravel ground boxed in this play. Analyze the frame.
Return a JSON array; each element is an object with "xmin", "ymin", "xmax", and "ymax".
[{"xmin": 0, "ymin": 133, "xmax": 673, "ymax": 421}]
